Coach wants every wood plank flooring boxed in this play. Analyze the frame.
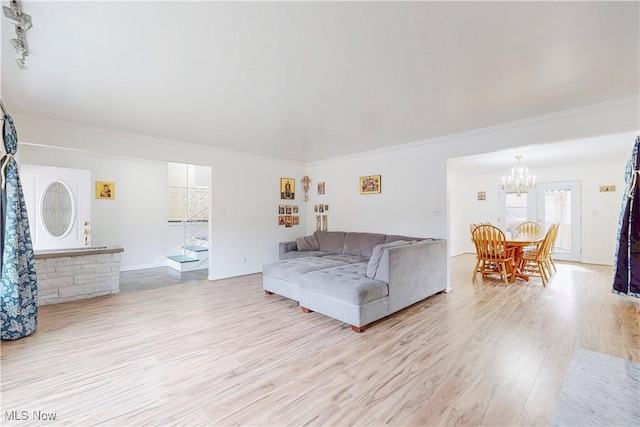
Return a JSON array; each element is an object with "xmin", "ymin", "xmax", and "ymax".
[{"xmin": 1, "ymin": 255, "xmax": 638, "ymax": 426}]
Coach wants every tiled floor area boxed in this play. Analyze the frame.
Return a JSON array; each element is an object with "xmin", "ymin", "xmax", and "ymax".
[{"xmin": 119, "ymin": 267, "xmax": 208, "ymax": 292}]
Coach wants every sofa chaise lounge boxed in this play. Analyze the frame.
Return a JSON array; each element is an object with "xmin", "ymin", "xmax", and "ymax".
[{"xmin": 263, "ymin": 231, "xmax": 447, "ymax": 332}]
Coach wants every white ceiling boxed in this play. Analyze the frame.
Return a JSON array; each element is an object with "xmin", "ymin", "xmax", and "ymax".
[
  {"xmin": 1, "ymin": 1, "xmax": 639, "ymax": 162},
  {"xmin": 448, "ymin": 131, "xmax": 637, "ymax": 175}
]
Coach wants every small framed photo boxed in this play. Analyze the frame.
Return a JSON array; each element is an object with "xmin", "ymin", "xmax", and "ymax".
[
  {"xmin": 322, "ymin": 215, "xmax": 328, "ymax": 231},
  {"xmin": 316, "ymin": 215, "xmax": 321, "ymax": 231},
  {"xmin": 317, "ymin": 182, "xmax": 325, "ymax": 195},
  {"xmin": 278, "ymin": 205, "xmax": 285, "ymax": 214},
  {"xmin": 477, "ymin": 191, "xmax": 486, "ymax": 201},
  {"xmin": 293, "ymin": 205, "xmax": 299, "ymax": 213},
  {"xmin": 324, "ymin": 204, "xmax": 329, "ymax": 211},
  {"xmin": 280, "ymin": 178, "xmax": 295, "ymax": 200},
  {"xmin": 278, "ymin": 216, "xmax": 285, "ymax": 226},
  {"xmin": 360, "ymin": 175, "xmax": 381, "ymax": 194},
  {"xmin": 285, "ymin": 216, "xmax": 293, "ymax": 227},
  {"xmin": 96, "ymin": 181, "xmax": 115, "ymax": 199},
  {"xmin": 286, "ymin": 205, "xmax": 292, "ymax": 215},
  {"xmin": 319, "ymin": 204, "xmax": 324, "ymax": 213},
  {"xmin": 293, "ymin": 216, "xmax": 300, "ymax": 225},
  {"xmin": 314, "ymin": 205, "xmax": 318, "ymax": 212}
]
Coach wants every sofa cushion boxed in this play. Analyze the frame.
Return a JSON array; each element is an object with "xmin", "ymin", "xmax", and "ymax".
[
  {"xmin": 296, "ymin": 235, "xmax": 320, "ymax": 251},
  {"xmin": 314, "ymin": 231, "xmax": 346, "ymax": 254},
  {"xmin": 384, "ymin": 235, "xmax": 425, "ymax": 244},
  {"xmin": 263, "ymin": 257, "xmax": 348, "ymax": 282},
  {"xmin": 322, "ymin": 254, "xmax": 370, "ymax": 264},
  {"xmin": 343, "ymin": 232, "xmax": 387, "ymax": 256},
  {"xmin": 367, "ymin": 240, "xmax": 413, "ymax": 278},
  {"xmin": 280, "ymin": 250, "xmax": 332, "ymax": 260},
  {"xmin": 299, "ymin": 263, "xmax": 388, "ymax": 305}
]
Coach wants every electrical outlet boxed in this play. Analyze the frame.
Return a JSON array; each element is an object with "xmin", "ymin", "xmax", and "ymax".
[
  {"xmin": 599, "ymin": 185, "xmax": 616, "ymax": 192},
  {"xmin": 433, "ymin": 209, "xmax": 441, "ymax": 216}
]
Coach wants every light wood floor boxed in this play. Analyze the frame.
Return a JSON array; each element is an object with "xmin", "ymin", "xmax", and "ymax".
[{"xmin": 1, "ymin": 255, "xmax": 638, "ymax": 426}]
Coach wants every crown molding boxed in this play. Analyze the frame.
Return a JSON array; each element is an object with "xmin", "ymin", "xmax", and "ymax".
[
  {"xmin": 306, "ymin": 96, "xmax": 640, "ymax": 167},
  {"xmin": 13, "ymin": 113, "xmax": 306, "ymax": 167}
]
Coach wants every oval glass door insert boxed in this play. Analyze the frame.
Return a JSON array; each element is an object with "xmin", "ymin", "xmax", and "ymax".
[{"xmin": 42, "ymin": 181, "xmax": 75, "ymax": 238}]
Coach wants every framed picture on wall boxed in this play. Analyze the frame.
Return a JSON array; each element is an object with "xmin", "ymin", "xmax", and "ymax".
[
  {"xmin": 322, "ymin": 215, "xmax": 328, "ymax": 231},
  {"xmin": 286, "ymin": 205, "xmax": 292, "ymax": 215},
  {"xmin": 280, "ymin": 178, "xmax": 295, "ymax": 200},
  {"xmin": 317, "ymin": 182, "xmax": 325, "ymax": 195},
  {"xmin": 316, "ymin": 215, "xmax": 321, "ymax": 231},
  {"xmin": 360, "ymin": 175, "xmax": 381, "ymax": 194},
  {"xmin": 278, "ymin": 216, "xmax": 285, "ymax": 226},
  {"xmin": 96, "ymin": 181, "xmax": 115, "ymax": 199},
  {"xmin": 278, "ymin": 205, "xmax": 285, "ymax": 214}
]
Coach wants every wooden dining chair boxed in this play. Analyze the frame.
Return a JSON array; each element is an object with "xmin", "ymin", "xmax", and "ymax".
[
  {"xmin": 470, "ymin": 222, "xmax": 491, "ymax": 233},
  {"xmin": 516, "ymin": 221, "xmax": 543, "ymax": 254},
  {"xmin": 469, "ymin": 223, "xmax": 492, "ymax": 277},
  {"xmin": 521, "ymin": 223, "xmax": 558, "ymax": 286},
  {"xmin": 547, "ymin": 223, "xmax": 560, "ymax": 273},
  {"xmin": 515, "ymin": 221, "xmax": 543, "ymax": 235},
  {"xmin": 471, "ymin": 224, "xmax": 515, "ymax": 286}
]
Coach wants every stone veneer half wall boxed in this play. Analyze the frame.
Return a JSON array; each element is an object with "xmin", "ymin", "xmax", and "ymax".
[{"xmin": 34, "ymin": 246, "xmax": 124, "ymax": 305}]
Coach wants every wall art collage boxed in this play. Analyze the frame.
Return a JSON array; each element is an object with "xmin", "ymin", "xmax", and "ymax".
[
  {"xmin": 277, "ymin": 178, "xmax": 330, "ymax": 230},
  {"xmin": 313, "ymin": 204, "xmax": 329, "ymax": 231},
  {"xmin": 278, "ymin": 204, "xmax": 299, "ymax": 227}
]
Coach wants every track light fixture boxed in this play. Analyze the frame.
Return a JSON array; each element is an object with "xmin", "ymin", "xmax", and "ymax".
[
  {"xmin": 10, "ymin": 28, "xmax": 28, "ymax": 54},
  {"xmin": 3, "ymin": 0, "xmax": 33, "ymax": 69}
]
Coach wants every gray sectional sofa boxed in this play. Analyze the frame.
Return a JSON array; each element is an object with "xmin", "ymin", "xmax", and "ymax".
[{"xmin": 263, "ymin": 231, "xmax": 447, "ymax": 332}]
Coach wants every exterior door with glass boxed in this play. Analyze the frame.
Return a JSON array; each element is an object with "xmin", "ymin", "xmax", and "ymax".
[
  {"xmin": 21, "ymin": 165, "xmax": 91, "ymax": 250},
  {"xmin": 536, "ymin": 181, "xmax": 581, "ymax": 262}
]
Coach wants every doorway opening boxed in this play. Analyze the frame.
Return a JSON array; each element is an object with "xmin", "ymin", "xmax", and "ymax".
[{"xmin": 166, "ymin": 162, "xmax": 212, "ymax": 272}]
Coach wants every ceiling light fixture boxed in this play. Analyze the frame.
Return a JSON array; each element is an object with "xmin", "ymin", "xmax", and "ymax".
[
  {"xmin": 501, "ymin": 155, "xmax": 536, "ymax": 196},
  {"xmin": 3, "ymin": 0, "xmax": 32, "ymax": 70},
  {"xmin": 10, "ymin": 28, "xmax": 28, "ymax": 54}
]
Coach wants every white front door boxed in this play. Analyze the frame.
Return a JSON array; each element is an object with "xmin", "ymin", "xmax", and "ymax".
[
  {"xmin": 21, "ymin": 165, "xmax": 91, "ymax": 250},
  {"xmin": 536, "ymin": 181, "xmax": 581, "ymax": 262}
]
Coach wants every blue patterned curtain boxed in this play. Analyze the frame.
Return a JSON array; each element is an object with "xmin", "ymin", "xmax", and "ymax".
[
  {"xmin": 1, "ymin": 112, "xmax": 38, "ymax": 340},
  {"xmin": 612, "ymin": 136, "xmax": 640, "ymax": 298}
]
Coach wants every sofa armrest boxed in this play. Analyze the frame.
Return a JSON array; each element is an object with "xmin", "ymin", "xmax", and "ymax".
[
  {"xmin": 375, "ymin": 239, "xmax": 447, "ymax": 313},
  {"xmin": 279, "ymin": 241, "xmax": 298, "ymax": 259}
]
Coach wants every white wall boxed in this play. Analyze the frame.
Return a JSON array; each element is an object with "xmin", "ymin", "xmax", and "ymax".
[
  {"xmin": 168, "ymin": 162, "xmax": 188, "ymax": 187},
  {"xmin": 12, "ymin": 96, "xmax": 639, "ymax": 282},
  {"xmin": 14, "ymin": 116, "xmax": 307, "ymax": 280},
  {"xmin": 306, "ymin": 98, "xmax": 638, "ymax": 238},
  {"xmin": 19, "ymin": 146, "xmax": 180, "ymax": 270},
  {"xmin": 306, "ymin": 144, "xmax": 447, "ymax": 238},
  {"xmin": 448, "ymin": 159, "xmax": 628, "ymax": 265}
]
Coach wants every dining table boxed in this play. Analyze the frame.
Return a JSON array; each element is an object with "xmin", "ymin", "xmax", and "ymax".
[{"xmin": 506, "ymin": 232, "xmax": 545, "ymax": 281}]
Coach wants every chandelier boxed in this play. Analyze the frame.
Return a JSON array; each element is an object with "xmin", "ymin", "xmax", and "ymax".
[{"xmin": 501, "ymin": 155, "xmax": 536, "ymax": 196}]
